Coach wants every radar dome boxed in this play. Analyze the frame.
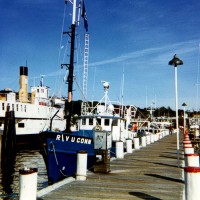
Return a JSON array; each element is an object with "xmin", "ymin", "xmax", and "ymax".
[{"xmin": 108, "ymin": 104, "xmax": 114, "ymax": 112}]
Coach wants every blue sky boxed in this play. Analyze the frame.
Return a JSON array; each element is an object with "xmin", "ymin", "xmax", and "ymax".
[{"xmin": 1, "ymin": 0, "xmax": 200, "ymax": 111}]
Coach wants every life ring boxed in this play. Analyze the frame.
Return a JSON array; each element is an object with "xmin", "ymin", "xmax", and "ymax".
[{"xmin": 93, "ymin": 125, "xmax": 102, "ymax": 131}]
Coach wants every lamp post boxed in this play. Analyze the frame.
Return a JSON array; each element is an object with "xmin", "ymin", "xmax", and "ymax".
[
  {"xmin": 182, "ymin": 102, "xmax": 187, "ymax": 135},
  {"xmin": 168, "ymin": 54, "xmax": 183, "ymax": 167}
]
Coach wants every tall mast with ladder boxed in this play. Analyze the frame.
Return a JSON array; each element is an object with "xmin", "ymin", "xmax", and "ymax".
[
  {"xmin": 62, "ymin": 0, "xmax": 77, "ymax": 132},
  {"xmin": 62, "ymin": 0, "xmax": 88, "ymax": 131}
]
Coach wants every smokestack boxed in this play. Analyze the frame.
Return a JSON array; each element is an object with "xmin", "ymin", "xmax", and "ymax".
[{"xmin": 19, "ymin": 66, "xmax": 28, "ymax": 103}]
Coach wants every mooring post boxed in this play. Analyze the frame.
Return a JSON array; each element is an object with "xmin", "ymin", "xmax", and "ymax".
[
  {"xmin": 183, "ymin": 140, "xmax": 192, "ymax": 148},
  {"xmin": 141, "ymin": 136, "xmax": 146, "ymax": 147},
  {"xmin": 159, "ymin": 131, "xmax": 163, "ymax": 139},
  {"xmin": 154, "ymin": 134, "xmax": 158, "ymax": 142},
  {"xmin": 126, "ymin": 138, "xmax": 132, "ymax": 153},
  {"xmin": 1, "ymin": 107, "xmax": 16, "ymax": 171},
  {"xmin": 146, "ymin": 135, "xmax": 151, "ymax": 144},
  {"xmin": 184, "ymin": 147, "xmax": 194, "ymax": 154},
  {"xmin": 19, "ymin": 167, "xmax": 38, "ymax": 200},
  {"xmin": 184, "ymin": 154, "xmax": 199, "ymax": 167},
  {"xmin": 76, "ymin": 151, "xmax": 87, "ymax": 181},
  {"xmin": 184, "ymin": 167, "xmax": 200, "ymax": 200},
  {"xmin": 0, "ymin": 132, "xmax": 2, "ymax": 167},
  {"xmin": 150, "ymin": 134, "xmax": 154, "ymax": 143},
  {"xmin": 116, "ymin": 141, "xmax": 124, "ymax": 158},
  {"xmin": 134, "ymin": 137, "xmax": 140, "ymax": 149}
]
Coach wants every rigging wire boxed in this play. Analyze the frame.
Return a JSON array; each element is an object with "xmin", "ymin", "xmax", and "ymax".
[
  {"xmin": 91, "ymin": 66, "xmax": 96, "ymax": 105},
  {"xmin": 74, "ymin": 25, "xmax": 85, "ymax": 80},
  {"xmin": 51, "ymin": 1, "xmax": 86, "ymax": 100},
  {"xmin": 71, "ymin": 23, "xmax": 86, "ymax": 100},
  {"xmin": 75, "ymin": 34, "xmax": 82, "ymax": 87},
  {"xmin": 74, "ymin": 76, "xmax": 87, "ymax": 101},
  {"xmin": 52, "ymin": 3, "xmax": 68, "ymax": 98}
]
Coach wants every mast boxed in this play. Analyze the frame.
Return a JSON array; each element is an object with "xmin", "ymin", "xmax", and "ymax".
[
  {"xmin": 63, "ymin": 0, "xmax": 88, "ymax": 131},
  {"xmin": 65, "ymin": 0, "xmax": 77, "ymax": 132}
]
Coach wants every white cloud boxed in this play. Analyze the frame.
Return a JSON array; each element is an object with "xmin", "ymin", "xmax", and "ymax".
[{"xmin": 89, "ymin": 39, "xmax": 199, "ymax": 68}]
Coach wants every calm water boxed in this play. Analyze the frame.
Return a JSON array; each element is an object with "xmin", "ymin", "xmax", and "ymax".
[{"xmin": 0, "ymin": 148, "xmax": 48, "ymax": 199}]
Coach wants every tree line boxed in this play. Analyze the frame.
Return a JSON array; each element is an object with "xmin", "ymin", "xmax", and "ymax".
[{"xmin": 70, "ymin": 101, "xmax": 199, "ymax": 118}]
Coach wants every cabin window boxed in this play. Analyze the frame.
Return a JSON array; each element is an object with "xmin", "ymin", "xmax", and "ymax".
[
  {"xmin": 112, "ymin": 119, "xmax": 118, "ymax": 126},
  {"xmin": 96, "ymin": 118, "xmax": 101, "ymax": 126},
  {"xmin": 16, "ymin": 104, "xmax": 19, "ymax": 111},
  {"xmin": 18, "ymin": 123, "xmax": 25, "ymax": 128},
  {"xmin": 89, "ymin": 118, "xmax": 93, "ymax": 125},
  {"xmin": 24, "ymin": 105, "xmax": 26, "ymax": 112},
  {"xmin": 21, "ymin": 105, "xmax": 23, "ymax": 112},
  {"xmin": 82, "ymin": 118, "xmax": 86, "ymax": 125},
  {"xmin": 12, "ymin": 104, "xmax": 14, "ymax": 111},
  {"xmin": 104, "ymin": 119, "xmax": 110, "ymax": 126},
  {"xmin": 2, "ymin": 103, "xmax": 5, "ymax": 111}
]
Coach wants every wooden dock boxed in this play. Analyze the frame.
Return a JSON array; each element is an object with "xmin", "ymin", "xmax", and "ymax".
[{"xmin": 38, "ymin": 133, "xmax": 184, "ymax": 200}]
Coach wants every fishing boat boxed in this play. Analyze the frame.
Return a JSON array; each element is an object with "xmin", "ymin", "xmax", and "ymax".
[
  {"xmin": 41, "ymin": 80, "xmax": 137, "ymax": 183},
  {"xmin": 0, "ymin": 66, "xmax": 65, "ymax": 144},
  {"xmin": 40, "ymin": 0, "xmax": 137, "ymax": 184}
]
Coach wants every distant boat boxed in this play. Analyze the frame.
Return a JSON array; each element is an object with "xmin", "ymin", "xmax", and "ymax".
[
  {"xmin": 0, "ymin": 66, "xmax": 66, "ymax": 144},
  {"xmin": 40, "ymin": 0, "xmax": 137, "ymax": 184}
]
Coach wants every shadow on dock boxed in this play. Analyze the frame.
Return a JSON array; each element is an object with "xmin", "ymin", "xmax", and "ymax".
[
  {"xmin": 130, "ymin": 158, "xmax": 179, "ymax": 168},
  {"xmin": 129, "ymin": 192, "xmax": 162, "ymax": 200},
  {"xmin": 145, "ymin": 173, "xmax": 184, "ymax": 183}
]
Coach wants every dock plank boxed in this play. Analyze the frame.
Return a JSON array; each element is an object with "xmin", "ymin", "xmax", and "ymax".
[{"xmin": 38, "ymin": 134, "xmax": 184, "ymax": 200}]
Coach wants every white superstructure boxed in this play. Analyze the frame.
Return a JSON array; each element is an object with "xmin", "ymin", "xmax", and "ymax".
[{"xmin": 76, "ymin": 81, "xmax": 137, "ymax": 142}]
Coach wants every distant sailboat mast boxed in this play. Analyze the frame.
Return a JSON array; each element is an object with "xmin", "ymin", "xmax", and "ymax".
[
  {"xmin": 121, "ymin": 65, "xmax": 125, "ymax": 116},
  {"xmin": 196, "ymin": 44, "xmax": 200, "ymax": 111}
]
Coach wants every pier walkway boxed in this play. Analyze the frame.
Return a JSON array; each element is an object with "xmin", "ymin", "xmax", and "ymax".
[{"xmin": 38, "ymin": 133, "xmax": 184, "ymax": 200}]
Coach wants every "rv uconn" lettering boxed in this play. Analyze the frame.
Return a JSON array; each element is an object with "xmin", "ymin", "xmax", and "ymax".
[{"xmin": 56, "ymin": 134, "xmax": 92, "ymax": 144}]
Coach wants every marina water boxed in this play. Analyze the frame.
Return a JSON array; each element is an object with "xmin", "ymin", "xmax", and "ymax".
[{"xmin": 0, "ymin": 148, "xmax": 48, "ymax": 199}]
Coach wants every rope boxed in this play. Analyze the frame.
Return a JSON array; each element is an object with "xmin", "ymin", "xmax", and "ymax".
[
  {"xmin": 51, "ymin": 142, "xmax": 68, "ymax": 177},
  {"xmin": 109, "ymin": 150, "xmax": 116, "ymax": 156}
]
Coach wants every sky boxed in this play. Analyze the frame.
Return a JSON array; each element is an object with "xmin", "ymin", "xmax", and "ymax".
[{"xmin": 1, "ymin": 0, "xmax": 200, "ymax": 111}]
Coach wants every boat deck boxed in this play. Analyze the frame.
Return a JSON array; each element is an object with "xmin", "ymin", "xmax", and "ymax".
[{"xmin": 38, "ymin": 133, "xmax": 184, "ymax": 200}]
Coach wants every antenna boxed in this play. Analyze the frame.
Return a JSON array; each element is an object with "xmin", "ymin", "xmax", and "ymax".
[
  {"xmin": 40, "ymin": 75, "xmax": 45, "ymax": 86},
  {"xmin": 121, "ymin": 65, "xmax": 125, "ymax": 116},
  {"xmin": 77, "ymin": 1, "xmax": 81, "ymax": 26},
  {"xmin": 146, "ymin": 87, "xmax": 148, "ymax": 109}
]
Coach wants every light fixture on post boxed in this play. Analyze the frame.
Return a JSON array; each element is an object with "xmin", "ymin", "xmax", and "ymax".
[
  {"xmin": 168, "ymin": 54, "xmax": 183, "ymax": 167},
  {"xmin": 182, "ymin": 102, "xmax": 187, "ymax": 135}
]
